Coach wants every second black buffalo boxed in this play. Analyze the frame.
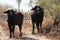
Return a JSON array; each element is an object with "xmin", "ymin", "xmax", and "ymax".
[{"xmin": 31, "ymin": 6, "xmax": 44, "ymax": 33}]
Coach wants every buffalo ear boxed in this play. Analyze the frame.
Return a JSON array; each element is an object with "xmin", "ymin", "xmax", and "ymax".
[
  {"xmin": 13, "ymin": 11, "xmax": 16, "ymax": 13},
  {"xmin": 31, "ymin": 8, "xmax": 35, "ymax": 10},
  {"xmin": 4, "ymin": 10, "xmax": 10, "ymax": 13}
]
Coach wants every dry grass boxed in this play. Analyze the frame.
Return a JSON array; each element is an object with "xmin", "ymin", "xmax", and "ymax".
[{"xmin": 0, "ymin": 15, "xmax": 60, "ymax": 40}]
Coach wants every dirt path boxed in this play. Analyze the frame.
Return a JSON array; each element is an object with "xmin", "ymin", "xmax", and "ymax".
[
  {"xmin": 0, "ymin": 27, "xmax": 51, "ymax": 40},
  {"xmin": 0, "ymin": 22, "xmax": 51, "ymax": 40}
]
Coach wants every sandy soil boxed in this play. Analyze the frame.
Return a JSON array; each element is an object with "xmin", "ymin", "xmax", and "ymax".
[{"xmin": 0, "ymin": 17, "xmax": 60, "ymax": 40}]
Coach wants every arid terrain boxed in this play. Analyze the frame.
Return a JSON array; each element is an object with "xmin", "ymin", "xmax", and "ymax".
[{"xmin": 0, "ymin": 13, "xmax": 60, "ymax": 40}]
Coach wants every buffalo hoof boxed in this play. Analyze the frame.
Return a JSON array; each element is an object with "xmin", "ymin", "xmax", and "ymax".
[
  {"xmin": 39, "ymin": 30, "xmax": 43, "ymax": 33},
  {"xmin": 20, "ymin": 33, "xmax": 22, "ymax": 37},
  {"xmin": 10, "ymin": 36, "xmax": 12, "ymax": 38},
  {"xmin": 13, "ymin": 35, "xmax": 15, "ymax": 38},
  {"xmin": 32, "ymin": 32, "xmax": 35, "ymax": 34}
]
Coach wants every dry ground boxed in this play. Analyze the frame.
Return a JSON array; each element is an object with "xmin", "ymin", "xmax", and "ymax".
[{"xmin": 0, "ymin": 15, "xmax": 60, "ymax": 40}]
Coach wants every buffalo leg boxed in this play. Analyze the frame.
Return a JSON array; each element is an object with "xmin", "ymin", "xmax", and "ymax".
[
  {"xmin": 53, "ymin": 23, "xmax": 55, "ymax": 27},
  {"xmin": 32, "ymin": 22, "xmax": 35, "ymax": 34},
  {"xmin": 12, "ymin": 25, "xmax": 15, "ymax": 38},
  {"xmin": 8, "ymin": 24, "xmax": 12, "ymax": 38},
  {"xmin": 36, "ymin": 23, "xmax": 39, "ymax": 33},
  {"xmin": 19, "ymin": 24, "xmax": 22, "ymax": 37},
  {"xmin": 40, "ymin": 23, "xmax": 43, "ymax": 33}
]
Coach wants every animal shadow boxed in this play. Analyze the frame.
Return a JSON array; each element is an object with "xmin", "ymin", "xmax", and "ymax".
[{"xmin": 20, "ymin": 37, "xmax": 39, "ymax": 40}]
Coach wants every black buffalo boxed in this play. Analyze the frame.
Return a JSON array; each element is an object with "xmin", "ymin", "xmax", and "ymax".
[
  {"xmin": 31, "ymin": 6, "xmax": 44, "ymax": 34},
  {"xmin": 4, "ymin": 9, "xmax": 24, "ymax": 38},
  {"xmin": 53, "ymin": 16, "xmax": 60, "ymax": 27}
]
